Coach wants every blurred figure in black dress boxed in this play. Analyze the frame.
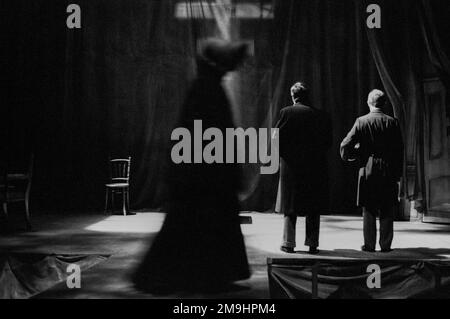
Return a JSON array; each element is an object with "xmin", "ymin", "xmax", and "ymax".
[{"xmin": 133, "ymin": 39, "xmax": 250, "ymax": 293}]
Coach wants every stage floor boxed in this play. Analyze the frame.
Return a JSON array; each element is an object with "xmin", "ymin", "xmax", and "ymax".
[{"xmin": 1, "ymin": 212, "xmax": 450, "ymax": 299}]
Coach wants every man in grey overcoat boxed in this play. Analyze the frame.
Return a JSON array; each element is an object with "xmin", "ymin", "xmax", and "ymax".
[{"xmin": 340, "ymin": 89, "xmax": 404, "ymax": 253}]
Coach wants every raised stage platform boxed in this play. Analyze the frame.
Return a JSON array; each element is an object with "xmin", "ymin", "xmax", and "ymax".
[{"xmin": 268, "ymin": 257, "xmax": 450, "ymax": 299}]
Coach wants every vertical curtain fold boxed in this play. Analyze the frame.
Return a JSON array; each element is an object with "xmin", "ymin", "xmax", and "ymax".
[
  {"xmin": 363, "ymin": 0, "xmax": 428, "ymax": 207},
  {"xmin": 419, "ymin": 0, "xmax": 450, "ymax": 79}
]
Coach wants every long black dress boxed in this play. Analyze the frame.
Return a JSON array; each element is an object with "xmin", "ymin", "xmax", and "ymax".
[{"xmin": 133, "ymin": 60, "xmax": 250, "ymax": 293}]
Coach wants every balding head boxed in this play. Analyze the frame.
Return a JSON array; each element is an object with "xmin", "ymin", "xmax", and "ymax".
[{"xmin": 367, "ymin": 89, "xmax": 387, "ymax": 110}]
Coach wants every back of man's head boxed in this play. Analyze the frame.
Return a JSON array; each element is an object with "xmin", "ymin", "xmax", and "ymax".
[
  {"xmin": 367, "ymin": 89, "xmax": 387, "ymax": 109},
  {"xmin": 291, "ymin": 82, "xmax": 309, "ymax": 104}
]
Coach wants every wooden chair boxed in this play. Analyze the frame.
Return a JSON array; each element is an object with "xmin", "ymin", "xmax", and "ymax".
[
  {"xmin": 0, "ymin": 154, "xmax": 34, "ymax": 231},
  {"xmin": 105, "ymin": 157, "xmax": 131, "ymax": 216}
]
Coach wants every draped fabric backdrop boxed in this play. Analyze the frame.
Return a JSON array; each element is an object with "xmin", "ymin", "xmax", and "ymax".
[{"xmin": 2, "ymin": 0, "xmax": 449, "ymax": 214}]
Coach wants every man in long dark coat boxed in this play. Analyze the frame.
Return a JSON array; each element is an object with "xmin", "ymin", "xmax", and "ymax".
[
  {"xmin": 133, "ymin": 39, "xmax": 250, "ymax": 293},
  {"xmin": 277, "ymin": 82, "xmax": 332, "ymax": 254},
  {"xmin": 340, "ymin": 89, "xmax": 404, "ymax": 253}
]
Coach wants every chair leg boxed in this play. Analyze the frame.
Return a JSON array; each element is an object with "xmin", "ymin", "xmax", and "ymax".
[
  {"xmin": 111, "ymin": 191, "xmax": 115, "ymax": 214},
  {"xmin": 122, "ymin": 190, "xmax": 127, "ymax": 216},
  {"xmin": 126, "ymin": 190, "xmax": 130, "ymax": 214},
  {"xmin": 104, "ymin": 188, "xmax": 109, "ymax": 214},
  {"xmin": 2, "ymin": 202, "xmax": 8, "ymax": 219},
  {"xmin": 1, "ymin": 202, "xmax": 9, "ymax": 232},
  {"xmin": 24, "ymin": 199, "xmax": 32, "ymax": 231},
  {"xmin": 24, "ymin": 180, "xmax": 32, "ymax": 231}
]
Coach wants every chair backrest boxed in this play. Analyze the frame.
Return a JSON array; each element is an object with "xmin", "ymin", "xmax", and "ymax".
[
  {"xmin": 109, "ymin": 157, "xmax": 131, "ymax": 184},
  {"xmin": 1, "ymin": 153, "xmax": 34, "ymax": 200}
]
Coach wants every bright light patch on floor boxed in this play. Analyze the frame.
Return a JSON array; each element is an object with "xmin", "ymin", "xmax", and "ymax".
[{"xmin": 85, "ymin": 213, "xmax": 165, "ymax": 233}]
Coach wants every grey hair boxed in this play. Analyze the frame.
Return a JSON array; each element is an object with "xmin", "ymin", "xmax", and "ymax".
[{"xmin": 368, "ymin": 89, "xmax": 387, "ymax": 108}]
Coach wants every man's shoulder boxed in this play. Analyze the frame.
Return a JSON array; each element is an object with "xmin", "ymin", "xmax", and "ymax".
[
  {"xmin": 282, "ymin": 105, "xmax": 331, "ymax": 124},
  {"xmin": 357, "ymin": 112, "xmax": 399, "ymax": 127},
  {"xmin": 357, "ymin": 113, "xmax": 371, "ymax": 123},
  {"xmin": 283, "ymin": 104, "xmax": 304, "ymax": 110},
  {"xmin": 282, "ymin": 104, "xmax": 314, "ymax": 114},
  {"xmin": 280, "ymin": 105, "xmax": 297, "ymax": 117}
]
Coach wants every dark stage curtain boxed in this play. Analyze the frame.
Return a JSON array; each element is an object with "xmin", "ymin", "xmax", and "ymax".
[
  {"xmin": 363, "ymin": 0, "xmax": 424, "ymax": 204},
  {"xmin": 363, "ymin": 0, "xmax": 450, "ymax": 210},
  {"xmin": 419, "ymin": 0, "xmax": 450, "ymax": 79},
  {"xmin": 2, "ymin": 0, "xmax": 449, "ymax": 214}
]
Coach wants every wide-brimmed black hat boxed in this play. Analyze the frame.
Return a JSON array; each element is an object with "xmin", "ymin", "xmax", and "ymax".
[{"xmin": 198, "ymin": 38, "xmax": 249, "ymax": 72}]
